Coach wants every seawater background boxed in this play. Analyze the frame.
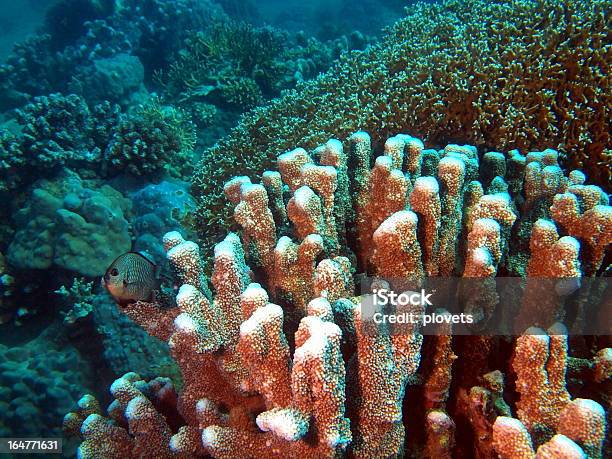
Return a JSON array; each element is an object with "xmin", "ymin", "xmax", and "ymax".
[
  {"xmin": 0, "ymin": 0, "xmax": 411, "ymax": 62},
  {"xmin": 0, "ymin": 0, "xmax": 413, "ymax": 454},
  {"xmin": 0, "ymin": 1, "xmax": 51, "ymax": 60}
]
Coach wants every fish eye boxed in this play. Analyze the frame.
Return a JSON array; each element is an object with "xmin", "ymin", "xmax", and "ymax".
[{"xmin": 111, "ymin": 268, "xmax": 119, "ymax": 276}]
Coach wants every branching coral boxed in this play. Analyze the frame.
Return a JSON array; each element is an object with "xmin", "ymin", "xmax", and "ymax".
[
  {"xmin": 0, "ymin": 0, "xmax": 222, "ymax": 111},
  {"xmin": 0, "ymin": 130, "xmax": 23, "ymax": 192},
  {"xmin": 219, "ymin": 77, "xmax": 264, "ymax": 110},
  {"xmin": 15, "ymin": 94, "xmax": 100, "ymax": 167},
  {"xmin": 0, "ymin": 93, "xmax": 121, "ymax": 191},
  {"xmin": 492, "ymin": 328, "xmax": 607, "ymax": 459},
  {"xmin": 115, "ymin": 0, "xmax": 224, "ymax": 71},
  {"xmin": 55, "ymin": 277, "xmax": 96, "ymax": 325},
  {"xmin": 67, "ymin": 131, "xmax": 609, "ymax": 457},
  {"xmin": 0, "ymin": 93, "xmax": 196, "ymax": 192},
  {"xmin": 103, "ymin": 98, "xmax": 196, "ymax": 177},
  {"xmin": 192, "ymin": 0, "xmax": 611, "ymax": 250},
  {"xmin": 154, "ymin": 20, "xmax": 286, "ymax": 106},
  {"xmin": 156, "ymin": 19, "xmax": 367, "ymax": 115}
]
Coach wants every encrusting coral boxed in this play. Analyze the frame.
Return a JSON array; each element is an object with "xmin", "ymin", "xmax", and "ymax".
[
  {"xmin": 192, "ymin": 0, "xmax": 611, "ymax": 257},
  {"xmin": 66, "ymin": 131, "xmax": 609, "ymax": 458}
]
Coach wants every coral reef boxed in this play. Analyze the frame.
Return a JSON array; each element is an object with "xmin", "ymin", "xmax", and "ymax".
[
  {"xmin": 69, "ymin": 53, "xmax": 147, "ymax": 106},
  {"xmin": 0, "ymin": 94, "xmax": 197, "ymax": 193},
  {"xmin": 0, "ymin": 93, "xmax": 121, "ymax": 191},
  {"xmin": 55, "ymin": 277, "xmax": 96, "ymax": 325},
  {"xmin": 0, "ymin": 252, "xmax": 15, "ymax": 325},
  {"xmin": 0, "ymin": 0, "xmax": 223, "ymax": 111},
  {"xmin": 103, "ymin": 98, "xmax": 196, "ymax": 178},
  {"xmin": 156, "ymin": 20, "xmax": 370, "ymax": 119},
  {"xmin": 0, "ymin": 129, "xmax": 22, "ymax": 192},
  {"xmin": 114, "ymin": 0, "xmax": 224, "ymax": 73},
  {"xmin": 489, "ymin": 326, "xmax": 608, "ymax": 458},
  {"xmin": 0, "ymin": 335, "xmax": 93, "ymax": 438},
  {"xmin": 192, "ymin": 0, "xmax": 611, "ymax": 250},
  {"xmin": 7, "ymin": 170, "xmax": 131, "ymax": 277},
  {"xmin": 129, "ymin": 180, "xmax": 197, "ymax": 262},
  {"xmin": 43, "ymin": 0, "xmax": 115, "ymax": 50},
  {"xmin": 66, "ymin": 132, "xmax": 609, "ymax": 457},
  {"xmin": 91, "ymin": 293, "xmax": 178, "ymax": 384}
]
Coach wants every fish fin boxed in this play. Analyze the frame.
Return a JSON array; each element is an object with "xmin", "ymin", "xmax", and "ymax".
[{"xmin": 131, "ymin": 251, "xmax": 156, "ymax": 267}]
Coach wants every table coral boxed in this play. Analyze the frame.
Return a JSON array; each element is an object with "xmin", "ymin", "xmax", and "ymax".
[
  {"xmin": 192, "ymin": 0, "xmax": 611, "ymax": 256},
  {"xmin": 67, "ymin": 131, "xmax": 609, "ymax": 458}
]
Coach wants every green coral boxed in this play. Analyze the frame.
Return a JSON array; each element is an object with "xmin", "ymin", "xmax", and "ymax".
[
  {"xmin": 55, "ymin": 277, "xmax": 95, "ymax": 325},
  {"xmin": 0, "ymin": 130, "xmax": 23, "ymax": 192},
  {"xmin": 156, "ymin": 20, "xmax": 286, "ymax": 101},
  {"xmin": 0, "ymin": 94, "xmax": 121, "ymax": 191},
  {"xmin": 191, "ymin": 0, "xmax": 611, "ymax": 257},
  {"xmin": 190, "ymin": 102, "xmax": 218, "ymax": 127},
  {"xmin": 155, "ymin": 19, "xmax": 361, "ymax": 114},
  {"xmin": 7, "ymin": 170, "xmax": 131, "ymax": 277},
  {"xmin": 220, "ymin": 77, "xmax": 264, "ymax": 110},
  {"xmin": 16, "ymin": 93, "xmax": 99, "ymax": 167},
  {"xmin": 104, "ymin": 97, "xmax": 196, "ymax": 177}
]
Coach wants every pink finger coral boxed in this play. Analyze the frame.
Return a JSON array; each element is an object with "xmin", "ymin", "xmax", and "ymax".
[{"xmin": 66, "ymin": 131, "xmax": 609, "ymax": 458}]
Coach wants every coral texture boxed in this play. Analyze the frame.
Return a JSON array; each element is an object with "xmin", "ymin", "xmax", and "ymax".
[
  {"xmin": 0, "ymin": 336, "xmax": 93, "ymax": 438},
  {"xmin": 7, "ymin": 170, "xmax": 131, "ymax": 277},
  {"xmin": 156, "ymin": 20, "xmax": 368, "ymax": 111},
  {"xmin": 0, "ymin": 93, "xmax": 197, "ymax": 193},
  {"xmin": 0, "ymin": 93, "xmax": 120, "ymax": 191},
  {"xmin": 67, "ymin": 132, "xmax": 609, "ymax": 457},
  {"xmin": 103, "ymin": 98, "xmax": 196, "ymax": 177},
  {"xmin": 192, "ymin": 0, "xmax": 611, "ymax": 254},
  {"xmin": 129, "ymin": 180, "xmax": 197, "ymax": 262},
  {"xmin": 0, "ymin": 0, "xmax": 222, "ymax": 110}
]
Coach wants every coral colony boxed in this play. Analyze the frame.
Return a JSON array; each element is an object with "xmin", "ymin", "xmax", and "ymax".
[
  {"xmin": 65, "ymin": 133, "xmax": 609, "ymax": 457},
  {"xmin": 0, "ymin": 0, "xmax": 607, "ymax": 457}
]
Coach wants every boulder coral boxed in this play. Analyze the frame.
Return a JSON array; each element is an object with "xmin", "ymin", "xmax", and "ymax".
[
  {"xmin": 0, "ymin": 336, "xmax": 93, "ymax": 438},
  {"xmin": 7, "ymin": 170, "xmax": 131, "ymax": 277},
  {"xmin": 192, "ymin": 0, "xmax": 611, "ymax": 257},
  {"xmin": 66, "ymin": 132, "xmax": 609, "ymax": 458}
]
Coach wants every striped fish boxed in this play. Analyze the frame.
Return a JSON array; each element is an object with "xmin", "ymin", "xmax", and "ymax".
[{"xmin": 102, "ymin": 252, "xmax": 160, "ymax": 306}]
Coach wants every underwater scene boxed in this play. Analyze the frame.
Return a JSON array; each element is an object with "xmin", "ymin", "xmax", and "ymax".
[{"xmin": 0, "ymin": 0, "xmax": 610, "ymax": 457}]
